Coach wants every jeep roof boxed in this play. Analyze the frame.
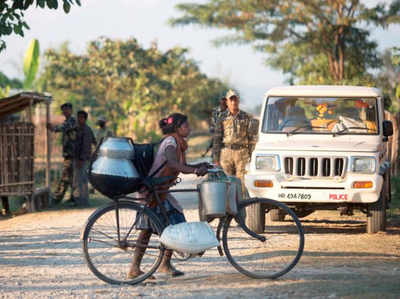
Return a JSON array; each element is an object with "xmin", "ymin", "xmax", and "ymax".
[{"xmin": 265, "ymin": 85, "xmax": 382, "ymax": 98}]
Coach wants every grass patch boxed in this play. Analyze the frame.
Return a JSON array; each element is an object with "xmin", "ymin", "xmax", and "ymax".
[
  {"xmin": 0, "ymin": 190, "xmax": 111, "ymax": 215},
  {"xmin": 47, "ymin": 193, "xmax": 111, "ymax": 211}
]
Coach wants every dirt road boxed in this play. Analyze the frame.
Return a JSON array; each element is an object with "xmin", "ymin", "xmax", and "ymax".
[
  {"xmin": 1, "ymin": 175, "xmax": 399, "ymax": 298},
  {"xmin": 1, "ymin": 205, "xmax": 399, "ymax": 298}
]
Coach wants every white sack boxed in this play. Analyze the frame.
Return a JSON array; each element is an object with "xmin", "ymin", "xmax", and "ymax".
[{"xmin": 160, "ymin": 222, "xmax": 219, "ymax": 254}]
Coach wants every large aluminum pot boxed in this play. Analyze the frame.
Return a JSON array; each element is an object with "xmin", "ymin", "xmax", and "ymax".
[
  {"xmin": 89, "ymin": 137, "xmax": 142, "ymax": 198},
  {"xmin": 99, "ymin": 137, "xmax": 135, "ymax": 159},
  {"xmin": 198, "ymin": 181, "xmax": 228, "ymax": 217},
  {"xmin": 91, "ymin": 157, "xmax": 139, "ymax": 178}
]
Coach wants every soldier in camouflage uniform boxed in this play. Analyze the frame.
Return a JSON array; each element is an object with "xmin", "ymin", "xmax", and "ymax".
[
  {"xmin": 47, "ymin": 102, "xmax": 77, "ymax": 204},
  {"xmin": 210, "ymin": 97, "xmax": 227, "ymax": 134},
  {"xmin": 212, "ymin": 90, "xmax": 259, "ymax": 192}
]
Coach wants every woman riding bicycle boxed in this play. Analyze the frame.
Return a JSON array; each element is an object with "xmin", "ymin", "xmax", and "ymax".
[{"xmin": 128, "ymin": 113, "xmax": 209, "ymax": 279}]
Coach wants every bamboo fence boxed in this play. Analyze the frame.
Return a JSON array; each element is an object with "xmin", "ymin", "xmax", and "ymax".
[
  {"xmin": 0, "ymin": 122, "xmax": 35, "ymax": 195},
  {"xmin": 0, "ymin": 92, "xmax": 52, "ymax": 212}
]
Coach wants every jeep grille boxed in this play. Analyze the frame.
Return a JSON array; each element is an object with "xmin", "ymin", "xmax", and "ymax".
[{"xmin": 283, "ymin": 156, "xmax": 347, "ymax": 178}]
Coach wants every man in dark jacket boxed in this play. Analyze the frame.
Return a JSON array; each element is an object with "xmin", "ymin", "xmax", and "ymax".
[
  {"xmin": 47, "ymin": 102, "xmax": 77, "ymax": 204},
  {"xmin": 73, "ymin": 110, "xmax": 96, "ymax": 206}
]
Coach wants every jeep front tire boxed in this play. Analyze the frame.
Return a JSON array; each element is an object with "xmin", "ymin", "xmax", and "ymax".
[
  {"xmin": 245, "ymin": 201, "xmax": 265, "ymax": 234},
  {"xmin": 366, "ymin": 194, "xmax": 386, "ymax": 234}
]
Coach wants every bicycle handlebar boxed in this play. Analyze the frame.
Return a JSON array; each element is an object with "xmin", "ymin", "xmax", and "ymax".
[{"xmin": 207, "ymin": 167, "xmax": 225, "ymax": 174}]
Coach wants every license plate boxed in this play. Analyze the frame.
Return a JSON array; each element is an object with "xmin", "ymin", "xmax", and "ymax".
[{"xmin": 278, "ymin": 192, "xmax": 312, "ymax": 200}]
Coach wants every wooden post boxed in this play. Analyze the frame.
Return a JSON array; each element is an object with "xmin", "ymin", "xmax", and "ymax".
[
  {"xmin": 45, "ymin": 101, "xmax": 51, "ymax": 189},
  {"xmin": 27, "ymin": 99, "xmax": 33, "ymax": 122}
]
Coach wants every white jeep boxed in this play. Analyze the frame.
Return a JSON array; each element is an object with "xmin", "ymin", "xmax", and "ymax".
[{"xmin": 245, "ymin": 85, "xmax": 393, "ymax": 233}]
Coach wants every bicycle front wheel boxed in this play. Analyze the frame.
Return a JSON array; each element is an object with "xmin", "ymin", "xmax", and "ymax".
[
  {"xmin": 82, "ymin": 201, "xmax": 164, "ymax": 285},
  {"xmin": 222, "ymin": 198, "xmax": 304, "ymax": 279}
]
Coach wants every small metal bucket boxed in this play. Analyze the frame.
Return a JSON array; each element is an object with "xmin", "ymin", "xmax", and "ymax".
[{"xmin": 199, "ymin": 181, "xmax": 228, "ymax": 217}]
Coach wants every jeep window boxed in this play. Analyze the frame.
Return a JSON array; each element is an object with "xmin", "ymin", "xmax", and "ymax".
[{"xmin": 262, "ymin": 97, "xmax": 378, "ymax": 135}]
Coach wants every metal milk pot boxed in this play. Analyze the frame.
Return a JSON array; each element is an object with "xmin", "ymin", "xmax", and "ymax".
[{"xmin": 89, "ymin": 137, "xmax": 142, "ymax": 198}]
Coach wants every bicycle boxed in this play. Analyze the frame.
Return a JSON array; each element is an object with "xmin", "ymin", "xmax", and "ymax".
[{"xmin": 81, "ymin": 169, "xmax": 305, "ymax": 285}]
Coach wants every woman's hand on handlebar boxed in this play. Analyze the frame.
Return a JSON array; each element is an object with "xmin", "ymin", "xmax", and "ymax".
[
  {"xmin": 195, "ymin": 165, "xmax": 209, "ymax": 176},
  {"xmin": 197, "ymin": 162, "xmax": 214, "ymax": 169}
]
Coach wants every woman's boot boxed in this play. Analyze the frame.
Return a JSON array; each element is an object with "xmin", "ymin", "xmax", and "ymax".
[
  {"xmin": 158, "ymin": 249, "xmax": 184, "ymax": 277},
  {"xmin": 127, "ymin": 230, "xmax": 153, "ymax": 279}
]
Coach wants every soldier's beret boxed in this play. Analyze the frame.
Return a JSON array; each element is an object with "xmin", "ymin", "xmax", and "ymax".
[
  {"xmin": 60, "ymin": 102, "xmax": 72, "ymax": 109},
  {"xmin": 226, "ymin": 89, "xmax": 239, "ymax": 99},
  {"xmin": 96, "ymin": 117, "xmax": 106, "ymax": 124}
]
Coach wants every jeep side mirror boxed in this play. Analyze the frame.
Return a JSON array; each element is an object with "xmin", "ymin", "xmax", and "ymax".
[{"xmin": 383, "ymin": 120, "xmax": 393, "ymax": 137}]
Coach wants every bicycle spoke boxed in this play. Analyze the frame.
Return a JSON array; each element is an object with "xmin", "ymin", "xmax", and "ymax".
[
  {"xmin": 88, "ymin": 238, "xmax": 119, "ymax": 248},
  {"xmin": 90, "ymin": 227, "xmax": 118, "ymax": 242}
]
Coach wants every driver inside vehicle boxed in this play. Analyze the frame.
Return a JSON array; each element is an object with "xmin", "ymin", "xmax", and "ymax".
[
  {"xmin": 331, "ymin": 107, "xmax": 368, "ymax": 133},
  {"xmin": 279, "ymin": 105, "xmax": 310, "ymax": 132}
]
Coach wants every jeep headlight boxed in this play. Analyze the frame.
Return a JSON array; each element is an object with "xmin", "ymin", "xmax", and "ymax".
[
  {"xmin": 350, "ymin": 157, "xmax": 376, "ymax": 174},
  {"xmin": 255, "ymin": 155, "xmax": 280, "ymax": 171}
]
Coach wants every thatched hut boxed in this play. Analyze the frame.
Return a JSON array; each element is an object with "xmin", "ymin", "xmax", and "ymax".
[{"xmin": 0, "ymin": 92, "xmax": 52, "ymax": 214}]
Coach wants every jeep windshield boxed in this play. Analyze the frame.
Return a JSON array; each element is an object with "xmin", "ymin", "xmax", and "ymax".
[{"xmin": 262, "ymin": 97, "xmax": 378, "ymax": 135}]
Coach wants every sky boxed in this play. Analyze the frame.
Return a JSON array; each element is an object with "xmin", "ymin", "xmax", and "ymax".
[{"xmin": 0, "ymin": 0, "xmax": 399, "ymax": 110}]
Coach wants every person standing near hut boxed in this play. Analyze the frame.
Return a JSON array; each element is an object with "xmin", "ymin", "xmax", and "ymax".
[
  {"xmin": 95, "ymin": 117, "xmax": 112, "ymax": 146},
  {"xmin": 73, "ymin": 110, "xmax": 96, "ymax": 206},
  {"xmin": 47, "ymin": 102, "xmax": 77, "ymax": 205}
]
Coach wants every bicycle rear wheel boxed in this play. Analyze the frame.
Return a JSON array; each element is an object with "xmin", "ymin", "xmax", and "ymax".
[
  {"xmin": 222, "ymin": 198, "xmax": 304, "ymax": 279},
  {"xmin": 82, "ymin": 201, "xmax": 164, "ymax": 285}
]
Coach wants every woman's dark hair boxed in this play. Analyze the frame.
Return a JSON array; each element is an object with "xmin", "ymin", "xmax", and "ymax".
[
  {"xmin": 77, "ymin": 110, "xmax": 88, "ymax": 120},
  {"xmin": 159, "ymin": 113, "xmax": 188, "ymax": 134}
]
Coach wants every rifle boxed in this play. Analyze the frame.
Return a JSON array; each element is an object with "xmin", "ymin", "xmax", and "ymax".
[{"xmin": 202, "ymin": 139, "xmax": 213, "ymax": 157}]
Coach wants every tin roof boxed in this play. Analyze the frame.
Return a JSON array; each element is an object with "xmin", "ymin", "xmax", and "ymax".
[{"xmin": 0, "ymin": 92, "xmax": 52, "ymax": 119}]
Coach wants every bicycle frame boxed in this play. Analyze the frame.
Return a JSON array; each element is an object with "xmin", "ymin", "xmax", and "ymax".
[
  {"xmin": 111, "ymin": 184, "xmax": 229, "ymax": 256},
  {"xmin": 109, "ymin": 169, "xmax": 269, "ymax": 257}
]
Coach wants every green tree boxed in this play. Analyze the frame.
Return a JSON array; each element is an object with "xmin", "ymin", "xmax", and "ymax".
[
  {"xmin": 0, "ymin": 0, "xmax": 81, "ymax": 52},
  {"xmin": 0, "ymin": 38, "xmax": 40, "ymax": 91},
  {"xmin": 23, "ymin": 38, "xmax": 40, "ymax": 89},
  {"xmin": 376, "ymin": 48, "xmax": 400, "ymax": 110},
  {"xmin": 0, "ymin": 38, "xmax": 41, "ymax": 99},
  {"xmin": 40, "ymin": 37, "xmax": 228, "ymax": 140},
  {"xmin": 392, "ymin": 47, "xmax": 400, "ymax": 100},
  {"xmin": 171, "ymin": 0, "xmax": 400, "ymax": 84},
  {"xmin": 0, "ymin": 85, "xmax": 10, "ymax": 98},
  {"xmin": 0, "ymin": 71, "xmax": 23, "ymax": 89}
]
